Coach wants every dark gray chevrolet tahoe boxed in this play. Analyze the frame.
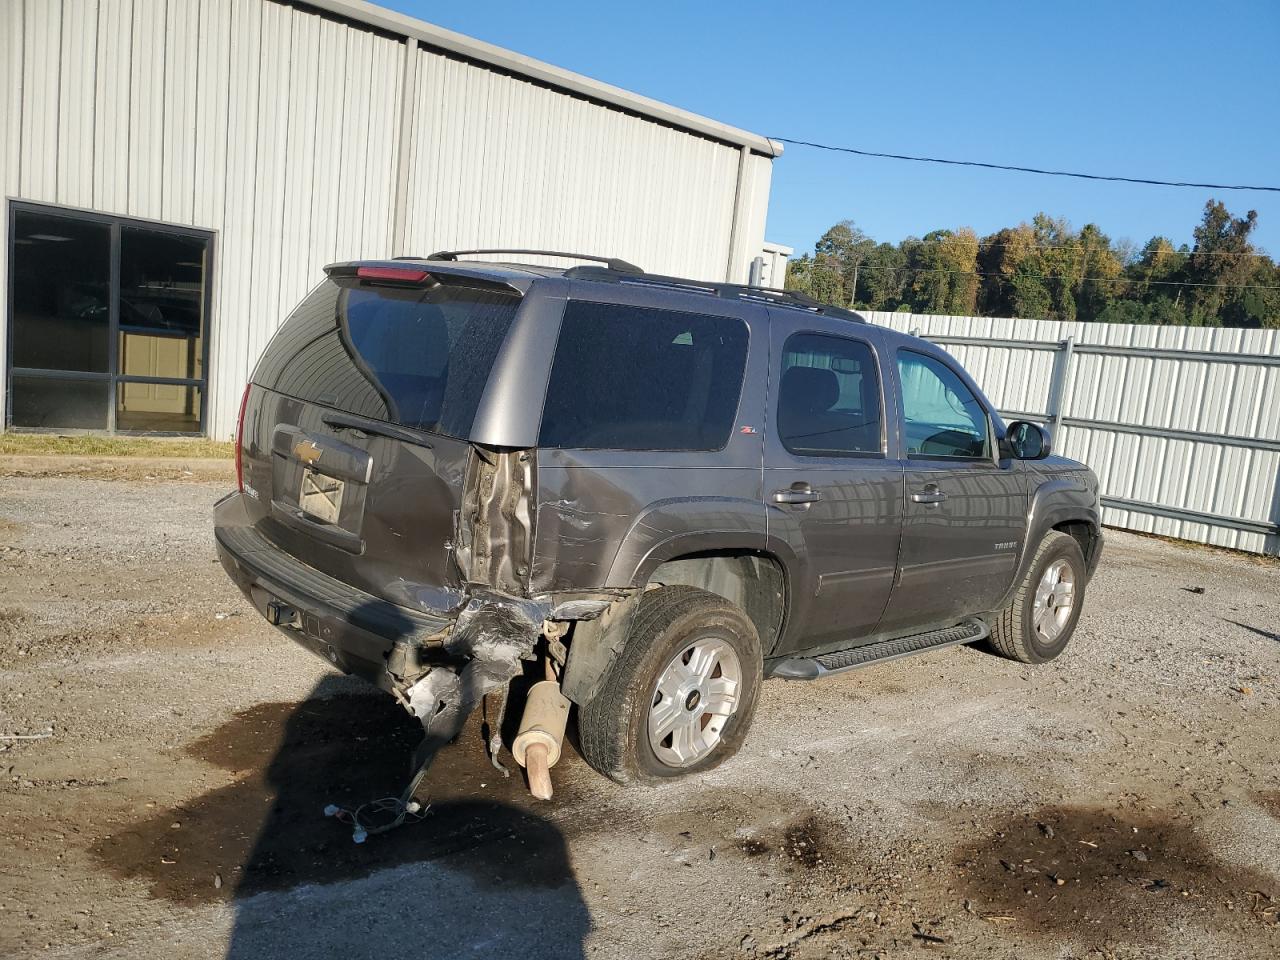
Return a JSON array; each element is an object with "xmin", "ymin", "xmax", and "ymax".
[{"xmin": 214, "ymin": 249, "xmax": 1103, "ymax": 802}]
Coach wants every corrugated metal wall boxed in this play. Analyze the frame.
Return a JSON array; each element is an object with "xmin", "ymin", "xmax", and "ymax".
[
  {"xmin": 0, "ymin": 0, "xmax": 774, "ymax": 439},
  {"xmin": 867, "ymin": 311, "xmax": 1280, "ymax": 556}
]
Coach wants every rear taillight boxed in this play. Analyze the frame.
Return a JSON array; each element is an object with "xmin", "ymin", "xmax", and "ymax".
[{"xmin": 235, "ymin": 383, "xmax": 251, "ymax": 492}]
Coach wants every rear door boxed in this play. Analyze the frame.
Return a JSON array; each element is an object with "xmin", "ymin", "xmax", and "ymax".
[
  {"xmin": 764, "ymin": 313, "xmax": 904, "ymax": 653},
  {"xmin": 238, "ymin": 271, "xmax": 523, "ymax": 613},
  {"xmin": 876, "ymin": 346, "xmax": 1027, "ymax": 632},
  {"xmin": 529, "ymin": 286, "xmax": 768, "ymax": 594}
]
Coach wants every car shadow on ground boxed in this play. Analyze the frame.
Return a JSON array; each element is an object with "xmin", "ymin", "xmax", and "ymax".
[{"xmin": 94, "ymin": 675, "xmax": 591, "ymax": 959}]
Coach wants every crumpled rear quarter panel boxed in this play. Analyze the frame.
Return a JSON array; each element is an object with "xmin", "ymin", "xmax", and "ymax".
[{"xmin": 530, "ymin": 450, "xmax": 767, "ymax": 592}]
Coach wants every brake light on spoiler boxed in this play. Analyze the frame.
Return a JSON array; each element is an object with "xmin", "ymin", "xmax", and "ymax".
[{"xmin": 355, "ymin": 265, "xmax": 432, "ymax": 284}]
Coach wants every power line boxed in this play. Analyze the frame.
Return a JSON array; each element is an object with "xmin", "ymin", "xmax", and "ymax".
[{"xmin": 773, "ymin": 138, "xmax": 1280, "ymax": 194}]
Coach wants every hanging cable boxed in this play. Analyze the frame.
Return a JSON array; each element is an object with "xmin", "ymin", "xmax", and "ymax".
[{"xmin": 772, "ymin": 138, "xmax": 1280, "ymax": 194}]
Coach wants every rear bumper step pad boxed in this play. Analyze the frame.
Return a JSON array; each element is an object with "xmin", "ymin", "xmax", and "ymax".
[{"xmin": 767, "ymin": 619, "xmax": 989, "ymax": 681}]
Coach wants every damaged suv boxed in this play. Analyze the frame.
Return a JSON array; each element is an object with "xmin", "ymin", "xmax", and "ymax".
[{"xmin": 214, "ymin": 249, "xmax": 1102, "ymax": 801}]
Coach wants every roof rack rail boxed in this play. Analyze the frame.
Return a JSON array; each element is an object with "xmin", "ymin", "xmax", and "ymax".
[
  {"xmin": 426, "ymin": 249, "xmax": 644, "ymax": 274},
  {"xmin": 561, "ymin": 265, "xmax": 865, "ymax": 323}
]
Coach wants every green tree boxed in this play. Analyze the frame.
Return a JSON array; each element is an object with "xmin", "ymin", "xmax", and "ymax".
[
  {"xmin": 814, "ymin": 220, "xmax": 876, "ymax": 306},
  {"xmin": 857, "ymin": 242, "xmax": 907, "ymax": 310},
  {"xmin": 1074, "ymin": 223, "xmax": 1124, "ymax": 322},
  {"xmin": 979, "ymin": 223, "xmax": 1053, "ymax": 319},
  {"xmin": 903, "ymin": 228, "xmax": 979, "ymax": 315},
  {"xmin": 1185, "ymin": 200, "xmax": 1264, "ymax": 327},
  {"xmin": 784, "ymin": 253, "xmax": 844, "ymax": 304}
]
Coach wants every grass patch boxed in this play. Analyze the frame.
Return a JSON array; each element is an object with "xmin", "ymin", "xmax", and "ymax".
[{"xmin": 0, "ymin": 433, "xmax": 234, "ymax": 459}]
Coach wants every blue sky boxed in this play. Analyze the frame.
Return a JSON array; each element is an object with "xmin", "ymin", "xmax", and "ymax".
[{"xmin": 386, "ymin": 0, "xmax": 1279, "ymax": 258}]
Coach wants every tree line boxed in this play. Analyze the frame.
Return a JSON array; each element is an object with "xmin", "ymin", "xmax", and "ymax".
[{"xmin": 783, "ymin": 200, "xmax": 1280, "ymax": 328}]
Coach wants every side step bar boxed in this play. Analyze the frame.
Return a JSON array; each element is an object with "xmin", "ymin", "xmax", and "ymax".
[{"xmin": 768, "ymin": 618, "xmax": 989, "ymax": 681}]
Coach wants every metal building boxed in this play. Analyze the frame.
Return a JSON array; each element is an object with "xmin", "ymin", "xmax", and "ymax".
[{"xmin": 1, "ymin": 0, "xmax": 783, "ymax": 439}]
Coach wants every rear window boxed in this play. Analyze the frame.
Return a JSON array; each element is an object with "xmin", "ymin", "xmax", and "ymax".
[
  {"xmin": 252, "ymin": 279, "xmax": 519, "ymax": 438},
  {"xmin": 538, "ymin": 300, "xmax": 749, "ymax": 451}
]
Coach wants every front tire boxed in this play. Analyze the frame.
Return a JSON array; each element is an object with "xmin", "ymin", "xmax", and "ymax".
[
  {"xmin": 578, "ymin": 586, "xmax": 762, "ymax": 785},
  {"xmin": 989, "ymin": 530, "xmax": 1086, "ymax": 663}
]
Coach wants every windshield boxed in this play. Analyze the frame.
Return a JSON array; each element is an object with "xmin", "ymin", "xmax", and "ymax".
[{"xmin": 251, "ymin": 279, "xmax": 520, "ymax": 439}]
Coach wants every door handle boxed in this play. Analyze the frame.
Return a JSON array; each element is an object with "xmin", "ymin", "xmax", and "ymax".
[
  {"xmin": 911, "ymin": 485, "xmax": 947, "ymax": 505},
  {"xmin": 773, "ymin": 485, "xmax": 821, "ymax": 505}
]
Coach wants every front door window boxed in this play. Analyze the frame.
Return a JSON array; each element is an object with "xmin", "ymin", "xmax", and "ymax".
[{"xmin": 897, "ymin": 349, "xmax": 990, "ymax": 459}]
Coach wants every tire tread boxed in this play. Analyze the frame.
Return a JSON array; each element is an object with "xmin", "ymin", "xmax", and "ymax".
[
  {"xmin": 989, "ymin": 530, "xmax": 1079, "ymax": 663},
  {"xmin": 578, "ymin": 586, "xmax": 759, "ymax": 784}
]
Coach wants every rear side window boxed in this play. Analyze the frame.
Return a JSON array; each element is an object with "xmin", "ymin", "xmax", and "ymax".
[
  {"xmin": 777, "ymin": 332, "xmax": 883, "ymax": 457},
  {"xmin": 538, "ymin": 300, "xmax": 749, "ymax": 451},
  {"xmin": 252, "ymin": 279, "xmax": 519, "ymax": 438},
  {"xmin": 897, "ymin": 350, "xmax": 990, "ymax": 459}
]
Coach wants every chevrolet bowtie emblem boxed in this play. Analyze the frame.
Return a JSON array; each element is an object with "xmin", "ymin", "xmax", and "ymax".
[{"xmin": 293, "ymin": 440, "xmax": 323, "ymax": 465}]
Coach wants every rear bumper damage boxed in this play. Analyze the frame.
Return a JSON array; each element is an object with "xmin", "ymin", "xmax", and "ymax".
[{"xmin": 213, "ymin": 492, "xmax": 623, "ymax": 812}]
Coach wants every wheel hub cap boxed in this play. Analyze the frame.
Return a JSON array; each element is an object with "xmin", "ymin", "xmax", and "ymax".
[
  {"xmin": 648, "ymin": 637, "xmax": 742, "ymax": 768},
  {"xmin": 1033, "ymin": 558, "xmax": 1076, "ymax": 643}
]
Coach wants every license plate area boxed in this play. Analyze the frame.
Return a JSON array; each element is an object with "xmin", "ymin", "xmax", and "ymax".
[{"xmin": 299, "ymin": 468, "xmax": 344, "ymax": 524}]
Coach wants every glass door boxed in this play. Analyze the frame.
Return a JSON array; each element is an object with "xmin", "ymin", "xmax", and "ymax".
[{"xmin": 7, "ymin": 203, "xmax": 213, "ymax": 435}]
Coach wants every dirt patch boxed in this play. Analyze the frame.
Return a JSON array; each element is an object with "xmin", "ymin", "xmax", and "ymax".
[
  {"xmin": 0, "ymin": 606, "xmax": 27, "ymax": 630},
  {"xmin": 956, "ymin": 805, "xmax": 1279, "ymax": 940},
  {"xmin": 93, "ymin": 691, "xmax": 589, "ymax": 904},
  {"xmin": 1257, "ymin": 793, "xmax": 1280, "ymax": 820},
  {"xmin": 781, "ymin": 815, "xmax": 834, "ymax": 870}
]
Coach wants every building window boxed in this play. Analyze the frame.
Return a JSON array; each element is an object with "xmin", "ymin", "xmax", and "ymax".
[{"xmin": 7, "ymin": 204, "xmax": 212, "ymax": 434}]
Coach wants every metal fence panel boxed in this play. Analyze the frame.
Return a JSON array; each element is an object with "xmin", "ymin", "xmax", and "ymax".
[{"xmin": 867, "ymin": 311, "xmax": 1280, "ymax": 556}]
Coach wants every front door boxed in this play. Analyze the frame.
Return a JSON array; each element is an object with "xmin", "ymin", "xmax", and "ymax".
[
  {"xmin": 764, "ymin": 317, "xmax": 904, "ymax": 653},
  {"xmin": 877, "ymin": 347, "xmax": 1027, "ymax": 632}
]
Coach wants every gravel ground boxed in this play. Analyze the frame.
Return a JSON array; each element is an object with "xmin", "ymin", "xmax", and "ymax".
[{"xmin": 0, "ymin": 470, "xmax": 1277, "ymax": 960}]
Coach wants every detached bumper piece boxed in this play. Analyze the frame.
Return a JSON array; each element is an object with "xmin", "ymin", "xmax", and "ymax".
[
  {"xmin": 311, "ymin": 596, "xmax": 546, "ymax": 842},
  {"xmin": 397, "ymin": 594, "xmax": 545, "ymax": 799},
  {"xmin": 768, "ymin": 618, "xmax": 990, "ymax": 681}
]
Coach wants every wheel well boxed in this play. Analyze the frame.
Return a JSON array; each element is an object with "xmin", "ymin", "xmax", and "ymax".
[
  {"xmin": 648, "ymin": 551, "xmax": 787, "ymax": 656},
  {"xmin": 1054, "ymin": 519, "xmax": 1099, "ymax": 566}
]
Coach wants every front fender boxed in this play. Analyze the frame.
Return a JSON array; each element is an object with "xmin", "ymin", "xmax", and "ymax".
[{"xmin": 999, "ymin": 472, "xmax": 1100, "ymax": 608}]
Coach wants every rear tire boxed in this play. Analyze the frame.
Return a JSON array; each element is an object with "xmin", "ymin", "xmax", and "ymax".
[
  {"xmin": 578, "ymin": 586, "xmax": 762, "ymax": 785},
  {"xmin": 988, "ymin": 530, "xmax": 1086, "ymax": 664}
]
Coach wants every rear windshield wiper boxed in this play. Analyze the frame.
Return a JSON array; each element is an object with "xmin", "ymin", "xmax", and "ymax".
[{"xmin": 322, "ymin": 411, "xmax": 434, "ymax": 448}]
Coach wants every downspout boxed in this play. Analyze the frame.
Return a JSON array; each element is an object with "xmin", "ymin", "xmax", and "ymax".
[
  {"xmin": 724, "ymin": 145, "xmax": 751, "ymax": 283},
  {"xmin": 391, "ymin": 38, "xmax": 420, "ymax": 256}
]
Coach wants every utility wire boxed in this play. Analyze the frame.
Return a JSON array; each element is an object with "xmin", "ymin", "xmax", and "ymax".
[{"xmin": 773, "ymin": 138, "xmax": 1280, "ymax": 194}]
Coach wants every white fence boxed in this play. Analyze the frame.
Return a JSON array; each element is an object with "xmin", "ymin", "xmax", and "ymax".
[{"xmin": 864, "ymin": 312, "xmax": 1280, "ymax": 557}]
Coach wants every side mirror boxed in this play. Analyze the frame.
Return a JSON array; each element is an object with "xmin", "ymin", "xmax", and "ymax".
[{"xmin": 1003, "ymin": 421, "xmax": 1052, "ymax": 460}]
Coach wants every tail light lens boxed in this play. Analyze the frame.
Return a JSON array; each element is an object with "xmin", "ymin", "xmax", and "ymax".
[{"xmin": 235, "ymin": 383, "xmax": 251, "ymax": 492}]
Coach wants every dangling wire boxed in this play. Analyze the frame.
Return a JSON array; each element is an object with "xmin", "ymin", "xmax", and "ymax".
[{"xmin": 324, "ymin": 795, "xmax": 430, "ymax": 844}]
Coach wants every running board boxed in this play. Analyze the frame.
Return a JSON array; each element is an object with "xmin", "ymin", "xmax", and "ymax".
[{"xmin": 767, "ymin": 618, "xmax": 989, "ymax": 681}]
